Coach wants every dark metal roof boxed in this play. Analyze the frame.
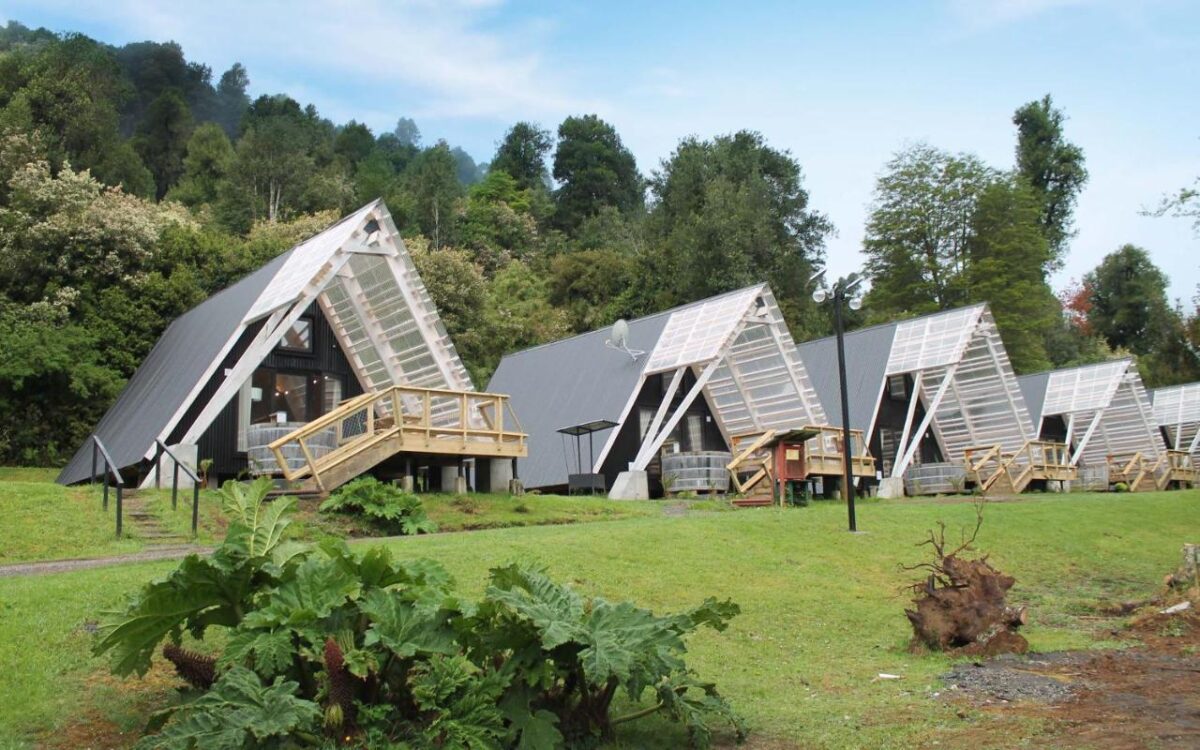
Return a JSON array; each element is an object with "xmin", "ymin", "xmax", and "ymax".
[
  {"xmin": 795, "ymin": 322, "xmax": 897, "ymax": 434},
  {"xmin": 1017, "ymin": 371, "xmax": 1052, "ymax": 427},
  {"xmin": 487, "ymin": 286, "xmax": 763, "ymax": 490},
  {"xmin": 488, "ymin": 313, "xmax": 670, "ymax": 490},
  {"xmin": 57, "ymin": 250, "xmax": 294, "ymax": 485}
]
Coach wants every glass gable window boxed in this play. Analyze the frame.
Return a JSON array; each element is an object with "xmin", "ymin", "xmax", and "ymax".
[{"xmin": 278, "ymin": 318, "xmax": 313, "ymax": 353}]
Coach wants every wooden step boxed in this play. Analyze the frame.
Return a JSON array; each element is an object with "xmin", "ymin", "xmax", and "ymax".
[{"xmin": 732, "ymin": 497, "xmax": 774, "ymax": 507}]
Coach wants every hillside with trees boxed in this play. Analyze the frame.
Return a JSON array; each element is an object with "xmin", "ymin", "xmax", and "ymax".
[{"xmin": 0, "ymin": 20, "xmax": 1195, "ymax": 465}]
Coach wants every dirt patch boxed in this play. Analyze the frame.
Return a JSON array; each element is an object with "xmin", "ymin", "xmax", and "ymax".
[
  {"xmin": 38, "ymin": 663, "xmax": 184, "ymax": 750},
  {"xmin": 942, "ymin": 607, "xmax": 1200, "ymax": 749}
]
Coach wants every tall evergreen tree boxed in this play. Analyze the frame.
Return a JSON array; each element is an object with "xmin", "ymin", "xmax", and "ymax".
[
  {"xmin": 214, "ymin": 63, "xmax": 250, "ymax": 137},
  {"xmin": 491, "ymin": 122, "xmax": 553, "ymax": 191},
  {"xmin": 1013, "ymin": 94, "xmax": 1088, "ymax": 268},
  {"xmin": 963, "ymin": 178, "xmax": 1056, "ymax": 372},
  {"xmin": 133, "ymin": 88, "xmax": 194, "ymax": 198},
  {"xmin": 552, "ymin": 115, "xmax": 642, "ymax": 230},
  {"xmin": 648, "ymin": 131, "xmax": 832, "ymax": 336},
  {"xmin": 1083, "ymin": 244, "xmax": 1171, "ymax": 356}
]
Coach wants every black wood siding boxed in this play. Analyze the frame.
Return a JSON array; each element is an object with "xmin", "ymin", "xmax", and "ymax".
[
  {"xmin": 181, "ymin": 303, "xmax": 362, "ymax": 479},
  {"xmin": 598, "ymin": 371, "xmax": 724, "ymax": 497}
]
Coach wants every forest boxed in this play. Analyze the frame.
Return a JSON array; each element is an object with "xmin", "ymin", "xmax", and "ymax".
[{"xmin": 0, "ymin": 20, "xmax": 1196, "ymax": 465}]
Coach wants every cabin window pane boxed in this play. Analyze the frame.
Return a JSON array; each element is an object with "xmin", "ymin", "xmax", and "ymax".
[
  {"xmin": 279, "ymin": 318, "xmax": 313, "ymax": 352},
  {"xmin": 323, "ymin": 377, "xmax": 343, "ymax": 413},
  {"xmin": 276, "ymin": 373, "xmax": 309, "ymax": 421}
]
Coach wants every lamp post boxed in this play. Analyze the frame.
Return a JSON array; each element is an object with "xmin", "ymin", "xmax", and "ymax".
[{"xmin": 811, "ymin": 269, "xmax": 863, "ymax": 532}]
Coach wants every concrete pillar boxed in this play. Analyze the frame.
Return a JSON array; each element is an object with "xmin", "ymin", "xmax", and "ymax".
[
  {"xmin": 877, "ymin": 476, "xmax": 905, "ymax": 499},
  {"xmin": 440, "ymin": 465, "xmax": 459, "ymax": 492},
  {"xmin": 490, "ymin": 458, "xmax": 514, "ymax": 491},
  {"xmin": 399, "ymin": 475, "xmax": 415, "ymax": 493}
]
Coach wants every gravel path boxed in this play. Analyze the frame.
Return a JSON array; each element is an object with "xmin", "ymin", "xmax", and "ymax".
[{"xmin": 0, "ymin": 545, "xmax": 213, "ymax": 578}]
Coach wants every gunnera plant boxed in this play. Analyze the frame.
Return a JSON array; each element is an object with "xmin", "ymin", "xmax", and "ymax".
[{"xmin": 319, "ymin": 476, "xmax": 437, "ymax": 535}]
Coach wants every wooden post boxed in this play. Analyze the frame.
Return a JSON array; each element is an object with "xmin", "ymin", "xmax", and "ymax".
[
  {"xmin": 191, "ymin": 483, "xmax": 200, "ymax": 536},
  {"xmin": 172, "ymin": 460, "xmax": 179, "ymax": 510},
  {"xmin": 154, "ymin": 442, "xmax": 163, "ymax": 489},
  {"xmin": 461, "ymin": 392, "xmax": 469, "ymax": 448},
  {"xmin": 424, "ymin": 390, "xmax": 432, "ymax": 440},
  {"xmin": 298, "ymin": 438, "xmax": 324, "ymax": 494},
  {"xmin": 115, "ymin": 484, "xmax": 123, "ymax": 538}
]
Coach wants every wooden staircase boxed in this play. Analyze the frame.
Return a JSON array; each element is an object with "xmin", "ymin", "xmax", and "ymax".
[
  {"xmin": 1107, "ymin": 452, "xmax": 1153, "ymax": 492},
  {"xmin": 267, "ymin": 385, "xmax": 527, "ymax": 496},
  {"xmin": 122, "ymin": 490, "xmax": 190, "ymax": 546},
  {"xmin": 964, "ymin": 441, "xmax": 1074, "ymax": 497}
]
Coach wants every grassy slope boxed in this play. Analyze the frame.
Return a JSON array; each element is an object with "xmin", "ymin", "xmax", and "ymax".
[
  {"xmin": 0, "ymin": 491, "xmax": 1195, "ymax": 748},
  {"xmin": 1, "ymin": 478, "xmax": 663, "ymax": 563},
  {"xmin": 0, "ymin": 479, "xmax": 142, "ymax": 564}
]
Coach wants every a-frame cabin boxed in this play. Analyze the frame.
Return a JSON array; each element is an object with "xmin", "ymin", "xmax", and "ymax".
[
  {"xmin": 488, "ymin": 284, "xmax": 874, "ymax": 501},
  {"xmin": 58, "ymin": 201, "xmax": 526, "ymax": 494}
]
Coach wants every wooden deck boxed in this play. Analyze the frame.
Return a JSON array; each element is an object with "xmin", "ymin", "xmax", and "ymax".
[
  {"xmin": 964, "ymin": 440, "xmax": 1076, "ymax": 496},
  {"xmin": 268, "ymin": 385, "xmax": 527, "ymax": 495},
  {"xmin": 1108, "ymin": 450, "xmax": 1196, "ymax": 492}
]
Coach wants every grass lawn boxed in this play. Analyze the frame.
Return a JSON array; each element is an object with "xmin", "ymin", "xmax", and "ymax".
[
  {"xmin": 0, "ymin": 489, "xmax": 1195, "ymax": 748},
  {"xmin": 0, "ymin": 476, "xmax": 143, "ymax": 564},
  {"xmin": 0, "ymin": 472, "xmax": 674, "ymax": 563}
]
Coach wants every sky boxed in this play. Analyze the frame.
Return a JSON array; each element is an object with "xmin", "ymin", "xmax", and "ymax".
[{"xmin": 4, "ymin": 0, "xmax": 1198, "ymax": 303}]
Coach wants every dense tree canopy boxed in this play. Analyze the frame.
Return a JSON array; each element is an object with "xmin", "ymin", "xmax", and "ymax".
[{"xmin": 0, "ymin": 18, "xmax": 1191, "ymax": 464}]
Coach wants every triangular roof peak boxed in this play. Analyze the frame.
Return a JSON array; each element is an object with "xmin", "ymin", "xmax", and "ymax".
[{"xmin": 58, "ymin": 200, "xmax": 469, "ymax": 485}]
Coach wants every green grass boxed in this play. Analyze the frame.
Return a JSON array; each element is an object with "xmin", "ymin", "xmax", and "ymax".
[
  {"xmin": 0, "ymin": 489, "xmax": 1195, "ymax": 748},
  {"xmin": 0, "ymin": 467, "xmax": 61, "ymax": 483},
  {"xmin": 0, "ymin": 480, "xmax": 142, "ymax": 564},
  {"xmin": 0, "ymin": 477, "xmax": 678, "ymax": 563},
  {"xmin": 300, "ymin": 491, "xmax": 666, "ymax": 537}
]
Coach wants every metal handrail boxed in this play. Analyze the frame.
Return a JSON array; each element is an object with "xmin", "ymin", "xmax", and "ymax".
[
  {"xmin": 89, "ymin": 435, "xmax": 125, "ymax": 538},
  {"xmin": 153, "ymin": 440, "xmax": 202, "ymax": 536}
]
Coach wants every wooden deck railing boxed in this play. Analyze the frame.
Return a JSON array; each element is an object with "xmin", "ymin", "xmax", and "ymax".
[
  {"xmin": 964, "ymin": 440, "xmax": 1074, "ymax": 494},
  {"xmin": 267, "ymin": 384, "xmax": 527, "ymax": 493}
]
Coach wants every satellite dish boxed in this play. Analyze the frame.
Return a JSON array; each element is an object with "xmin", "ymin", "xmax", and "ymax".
[{"xmin": 605, "ymin": 319, "xmax": 645, "ymax": 361}]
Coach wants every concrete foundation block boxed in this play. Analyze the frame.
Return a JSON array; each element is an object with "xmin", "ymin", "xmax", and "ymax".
[
  {"xmin": 453, "ymin": 476, "xmax": 468, "ymax": 494},
  {"xmin": 145, "ymin": 443, "xmax": 198, "ymax": 489},
  {"xmin": 608, "ymin": 470, "xmax": 649, "ymax": 500},
  {"xmin": 441, "ymin": 466, "xmax": 461, "ymax": 492},
  {"xmin": 399, "ymin": 475, "xmax": 414, "ymax": 493},
  {"xmin": 877, "ymin": 476, "xmax": 906, "ymax": 499},
  {"xmin": 489, "ymin": 458, "xmax": 514, "ymax": 491}
]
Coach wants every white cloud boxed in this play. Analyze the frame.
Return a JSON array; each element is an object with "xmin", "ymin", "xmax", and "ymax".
[{"xmin": 20, "ymin": 0, "xmax": 594, "ymax": 121}]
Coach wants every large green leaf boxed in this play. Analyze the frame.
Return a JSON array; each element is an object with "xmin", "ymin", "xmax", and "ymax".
[
  {"xmin": 579, "ymin": 600, "xmax": 684, "ymax": 693},
  {"xmin": 219, "ymin": 628, "xmax": 295, "ymax": 678},
  {"xmin": 360, "ymin": 589, "xmax": 458, "ymax": 658},
  {"xmin": 485, "ymin": 564, "xmax": 585, "ymax": 650},
  {"xmin": 241, "ymin": 556, "xmax": 361, "ymax": 631},
  {"xmin": 222, "ymin": 490, "xmax": 295, "ymax": 562},
  {"xmin": 94, "ymin": 554, "xmax": 250, "ymax": 676},
  {"xmin": 134, "ymin": 666, "xmax": 320, "ymax": 750}
]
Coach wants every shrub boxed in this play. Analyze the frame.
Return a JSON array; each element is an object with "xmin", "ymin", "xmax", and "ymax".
[
  {"xmin": 1113, "ymin": 482, "xmax": 1129, "ymax": 493},
  {"xmin": 95, "ymin": 479, "xmax": 745, "ymax": 749},
  {"xmin": 319, "ymin": 476, "xmax": 437, "ymax": 535}
]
